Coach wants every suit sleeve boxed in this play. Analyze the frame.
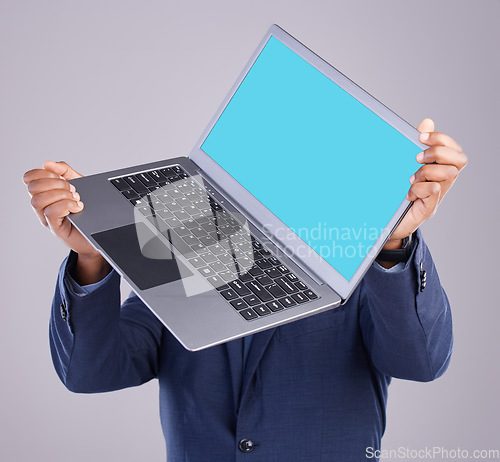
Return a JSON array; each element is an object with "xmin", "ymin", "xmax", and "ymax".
[
  {"xmin": 49, "ymin": 251, "xmax": 164, "ymax": 393},
  {"xmin": 359, "ymin": 228, "xmax": 453, "ymax": 382}
]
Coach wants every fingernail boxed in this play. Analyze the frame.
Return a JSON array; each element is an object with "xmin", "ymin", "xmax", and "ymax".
[
  {"xmin": 72, "ymin": 192, "xmax": 80, "ymax": 200},
  {"xmin": 409, "ymin": 175, "xmax": 415, "ymax": 184},
  {"xmin": 69, "ymin": 184, "xmax": 76, "ymax": 192},
  {"xmin": 416, "ymin": 152, "xmax": 424, "ymax": 162},
  {"xmin": 419, "ymin": 132, "xmax": 430, "ymax": 142},
  {"xmin": 76, "ymin": 201, "xmax": 84, "ymax": 209}
]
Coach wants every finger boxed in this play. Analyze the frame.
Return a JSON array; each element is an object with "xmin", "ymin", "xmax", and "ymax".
[
  {"xmin": 416, "ymin": 118, "xmax": 435, "ymax": 133},
  {"xmin": 31, "ymin": 189, "xmax": 80, "ymax": 227},
  {"xmin": 416, "ymin": 145, "xmax": 468, "ymax": 171},
  {"xmin": 43, "ymin": 160, "xmax": 83, "ymax": 181},
  {"xmin": 418, "ymin": 131, "xmax": 463, "ymax": 152},
  {"xmin": 407, "ymin": 182, "xmax": 441, "ymax": 219},
  {"xmin": 23, "ymin": 168, "xmax": 61, "ymax": 185},
  {"xmin": 27, "ymin": 177, "xmax": 75, "ymax": 196},
  {"xmin": 43, "ymin": 199, "xmax": 84, "ymax": 235},
  {"xmin": 411, "ymin": 164, "xmax": 459, "ymax": 184}
]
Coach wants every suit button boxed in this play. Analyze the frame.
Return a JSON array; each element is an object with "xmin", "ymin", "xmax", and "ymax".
[
  {"xmin": 419, "ymin": 263, "xmax": 427, "ymax": 292},
  {"xmin": 60, "ymin": 300, "xmax": 68, "ymax": 322},
  {"xmin": 238, "ymin": 438, "xmax": 255, "ymax": 453}
]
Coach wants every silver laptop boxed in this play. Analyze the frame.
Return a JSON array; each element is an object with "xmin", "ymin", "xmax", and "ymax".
[{"xmin": 67, "ymin": 25, "xmax": 426, "ymax": 351}]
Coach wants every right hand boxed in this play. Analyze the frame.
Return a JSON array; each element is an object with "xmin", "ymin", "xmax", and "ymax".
[{"xmin": 23, "ymin": 161, "xmax": 110, "ymax": 283}]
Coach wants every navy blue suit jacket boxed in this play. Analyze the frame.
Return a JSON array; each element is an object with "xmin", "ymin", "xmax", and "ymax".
[{"xmin": 49, "ymin": 229, "xmax": 452, "ymax": 461}]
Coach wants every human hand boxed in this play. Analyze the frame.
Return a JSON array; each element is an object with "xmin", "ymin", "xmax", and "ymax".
[
  {"xmin": 384, "ymin": 118, "xmax": 468, "ymax": 249},
  {"xmin": 23, "ymin": 161, "xmax": 110, "ymax": 284}
]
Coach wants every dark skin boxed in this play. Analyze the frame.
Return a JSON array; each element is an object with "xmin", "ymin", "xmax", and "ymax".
[{"xmin": 23, "ymin": 118, "xmax": 467, "ymax": 281}]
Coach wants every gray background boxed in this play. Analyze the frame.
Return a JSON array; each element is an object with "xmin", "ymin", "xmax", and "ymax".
[{"xmin": 1, "ymin": 0, "xmax": 498, "ymax": 460}]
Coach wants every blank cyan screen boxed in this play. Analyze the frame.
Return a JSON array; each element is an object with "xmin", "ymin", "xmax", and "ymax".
[{"xmin": 201, "ymin": 36, "xmax": 421, "ymax": 280}]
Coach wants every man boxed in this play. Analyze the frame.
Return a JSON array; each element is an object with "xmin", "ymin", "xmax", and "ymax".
[{"xmin": 23, "ymin": 118, "xmax": 467, "ymax": 461}]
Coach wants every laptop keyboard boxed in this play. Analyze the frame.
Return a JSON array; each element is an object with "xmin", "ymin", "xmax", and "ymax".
[{"xmin": 109, "ymin": 165, "xmax": 319, "ymax": 321}]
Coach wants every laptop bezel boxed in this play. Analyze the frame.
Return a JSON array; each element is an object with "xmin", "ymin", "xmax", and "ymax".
[{"xmin": 189, "ymin": 24, "xmax": 427, "ymax": 300}]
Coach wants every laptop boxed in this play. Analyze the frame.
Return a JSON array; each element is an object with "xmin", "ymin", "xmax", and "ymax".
[{"xmin": 67, "ymin": 24, "xmax": 426, "ymax": 351}]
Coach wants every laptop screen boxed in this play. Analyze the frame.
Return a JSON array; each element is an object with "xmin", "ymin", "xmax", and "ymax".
[{"xmin": 201, "ymin": 36, "xmax": 421, "ymax": 281}]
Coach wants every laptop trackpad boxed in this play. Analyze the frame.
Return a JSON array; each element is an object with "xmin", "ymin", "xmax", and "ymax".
[{"xmin": 92, "ymin": 223, "xmax": 192, "ymax": 291}]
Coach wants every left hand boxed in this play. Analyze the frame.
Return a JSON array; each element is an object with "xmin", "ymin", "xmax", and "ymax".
[{"xmin": 384, "ymin": 118, "xmax": 468, "ymax": 249}]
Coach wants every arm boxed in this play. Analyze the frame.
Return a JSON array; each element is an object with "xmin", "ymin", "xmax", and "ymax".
[
  {"xmin": 50, "ymin": 251, "xmax": 164, "ymax": 393},
  {"xmin": 23, "ymin": 161, "xmax": 164, "ymax": 393},
  {"xmin": 358, "ymin": 118, "xmax": 466, "ymax": 381},
  {"xmin": 359, "ymin": 229, "xmax": 452, "ymax": 381}
]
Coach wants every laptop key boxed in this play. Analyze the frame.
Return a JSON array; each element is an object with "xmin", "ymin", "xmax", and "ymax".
[
  {"xmin": 267, "ymin": 283, "xmax": 286, "ymax": 298},
  {"xmin": 182, "ymin": 235, "xmax": 199, "ymax": 246},
  {"xmin": 206, "ymin": 275, "xmax": 227, "ymax": 290},
  {"xmin": 239, "ymin": 308, "xmax": 258, "ymax": 321},
  {"xmin": 230, "ymin": 299, "xmax": 248, "ymax": 310},
  {"xmin": 265, "ymin": 268, "xmax": 282, "ymax": 279},
  {"xmin": 201, "ymin": 253, "xmax": 218, "ymax": 263},
  {"xmin": 292, "ymin": 292, "xmax": 308, "ymax": 304},
  {"xmin": 137, "ymin": 172, "xmax": 157, "ymax": 187},
  {"xmin": 174, "ymin": 210, "xmax": 189, "ymax": 220},
  {"xmin": 279, "ymin": 296, "xmax": 297, "ymax": 308},
  {"xmin": 198, "ymin": 266, "xmax": 216, "ymax": 278},
  {"xmin": 209, "ymin": 261, "xmax": 226, "ymax": 273},
  {"xmin": 243, "ymin": 295, "xmax": 260, "ymax": 306},
  {"xmin": 246, "ymin": 281, "xmax": 272, "ymax": 302},
  {"xmin": 248, "ymin": 266, "xmax": 263, "ymax": 277},
  {"xmin": 219, "ymin": 270, "xmax": 236, "ymax": 282},
  {"xmin": 266, "ymin": 300, "xmax": 284, "ymax": 312},
  {"xmin": 157, "ymin": 209, "xmax": 173, "ymax": 219},
  {"xmin": 174, "ymin": 226, "xmax": 190, "ymax": 237},
  {"xmin": 188, "ymin": 257, "xmax": 205, "ymax": 268},
  {"xmin": 254, "ymin": 305, "xmax": 272, "ymax": 316},
  {"xmin": 124, "ymin": 175, "xmax": 148, "ymax": 194},
  {"xmin": 238, "ymin": 272, "xmax": 253, "ymax": 283},
  {"xmin": 252, "ymin": 240, "xmax": 263, "ymax": 250},
  {"xmin": 184, "ymin": 218, "xmax": 199, "ymax": 229},
  {"xmin": 138, "ymin": 206, "xmax": 153, "ymax": 216},
  {"xmin": 209, "ymin": 244, "xmax": 225, "ymax": 255},
  {"xmin": 219, "ymin": 253, "xmax": 235, "ymax": 264},
  {"xmin": 199, "ymin": 235, "xmax": 216, "ymax": 246},
  {"xmin": 255, "ymin": 275, "xmax": 273, "ymax": 286},
  {"xmin": 256, "ymin": 258, "xmax": 273, "ymax": 269},
  {"xmin": 295, "ymin": 281, "xmax": 308, "ymax": 291},
  {"xmin": 165, "ymin": 202, "xmax": 182, "ymax": 212},
  {"xmin": 220, "ymin": 289, "xmax": 238, "ymax": 300},
  {"xmin": 277, "ymin": 265, "xmax": 290, "ymax": 274},
  {"xmin": 122, "ymin": 189, "xmax": 139, "ymax": 200},
  {"xmin": 268, "ymin": 256, "xmax": 281, "ymax": 266},
  {"xmin": 229, "ymin": 280, "xmax": 251, "ymax": 296},
  {"xmin": 276, "ymin": 277, "xmax": 299, "ymax": 294},
  {"xmin": 160, "ymin": 167, "xmax": 175, "ymax": 177},
  {"xmin": 149, "ymin": 170, "xmax": 167, "ymax": 182},
  {"xmin": 304, "ymin": 289, "xmax": 318, "ymax": 300},
  {"xmin": 111, "ymin": 178, "xmax": 131, "ymax": 191},
  {"xmin": 286, "ymin": 273, "xmax": 299, "ymax": 283}
]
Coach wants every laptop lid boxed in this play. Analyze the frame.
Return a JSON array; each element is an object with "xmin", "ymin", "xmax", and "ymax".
[{"xmin": 190, "ymin": 24, "xmax": 427, "ymax": 301}]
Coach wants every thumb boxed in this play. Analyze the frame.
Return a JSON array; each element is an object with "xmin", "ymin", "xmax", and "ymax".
[
  {"xmin": 43, "ymin": 160, "xmax": 83, "ymax": 180},
  {"xmin": 416, "ymin": 117, "xmax": 435, "ymax": 134}
]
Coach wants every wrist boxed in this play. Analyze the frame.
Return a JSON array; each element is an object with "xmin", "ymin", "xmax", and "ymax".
[
  {"xmin": 376, "ymin": 232, "xmax": 415, "ymax": 269},
  {"xmin": 382, "ymin": 238, "xmax": 404, "ymax": 250},
  {"xmin": 74, "ymin": 253, "xmax": 111, "ymax": 286}
]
